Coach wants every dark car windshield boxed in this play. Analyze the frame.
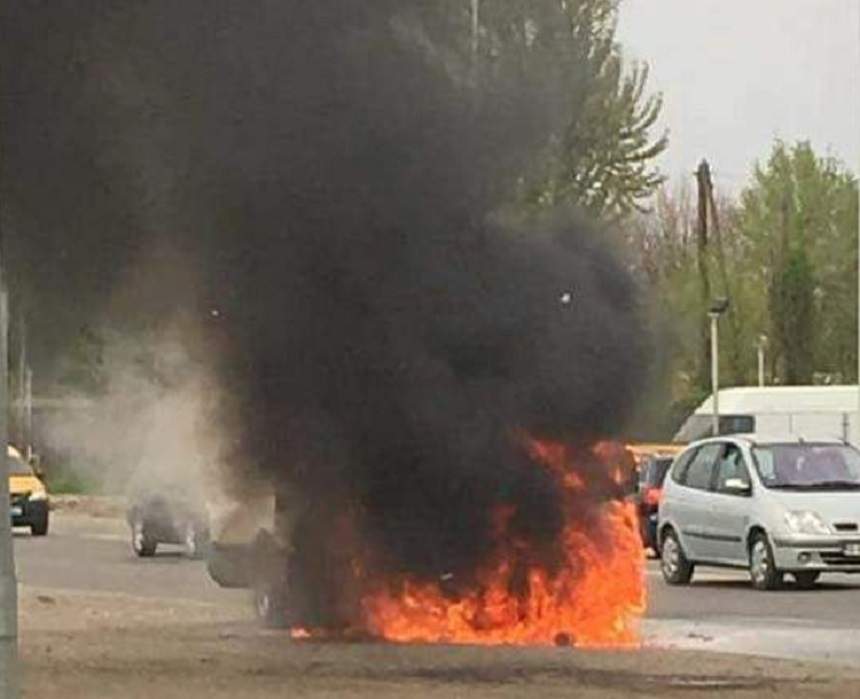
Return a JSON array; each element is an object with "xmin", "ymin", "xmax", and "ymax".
[
  {"xmin": 752, "ymin": 443, "xmax": 860, "ymax": 490},
  {"xmin": 8, "ymin": 455, "xmax": 32, "ymax": 477},
  {"xmin": 641, "ymin": 457, "xmax": 674, "ymax": 487}
]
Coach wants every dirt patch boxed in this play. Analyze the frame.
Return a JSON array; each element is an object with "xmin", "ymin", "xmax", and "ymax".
[
  {"xmin": 49, "ymin": 495, "xmax": 126, "ymax": 519},
  {"xmin": 17, "ymin": 587, "xmax": 860, "ymax": 699}
]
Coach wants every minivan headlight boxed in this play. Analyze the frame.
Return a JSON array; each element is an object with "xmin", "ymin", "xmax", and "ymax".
[{"xmin": 784, "ymin": 510, "xmax": 830, "ymax": 535}]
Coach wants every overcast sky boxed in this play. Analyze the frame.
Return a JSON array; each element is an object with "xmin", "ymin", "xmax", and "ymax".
[{"xmin": 617, "ymin": 0, "xmax": 860, "ymax": 193}]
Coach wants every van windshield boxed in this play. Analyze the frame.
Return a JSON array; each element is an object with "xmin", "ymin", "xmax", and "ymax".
[
  {"xmin": 752, "ymin": 443, "xmax": 860, "ymax": 490},
  {"xmin": 674, "ymin": 414, "xmax": 755, "ymax": 442}
]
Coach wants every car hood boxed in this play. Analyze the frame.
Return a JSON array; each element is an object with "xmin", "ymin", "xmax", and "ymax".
[
  {"xmin": 9, "ymin": 475, "xmax": 44, "ymax": 496},
  {"xmin": 767, "ymin": 490, "xmax": 860, "ymax": 523}
]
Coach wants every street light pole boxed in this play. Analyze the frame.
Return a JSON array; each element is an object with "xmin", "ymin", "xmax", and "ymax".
[
  {"xmin": 757, "ymin": 335, "xmax": 768, "ymax": 388},
  {"xmin": 710, "ymin": 312, "xmax": 720, "ymax": 436},
  {"xmin": 709, "ymin": 297, "xmax": 730, "ymax": 437}
]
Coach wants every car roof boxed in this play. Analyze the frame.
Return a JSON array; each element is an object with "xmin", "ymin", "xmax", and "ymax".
[{"xmin": 687, "ymin": 433, "xmax": 848, "ymax": 448}]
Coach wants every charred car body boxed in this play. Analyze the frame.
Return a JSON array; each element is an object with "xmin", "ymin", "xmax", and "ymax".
[{"xmin": 207, "ymin": 488, "xmax": 356, "ymax": 630}]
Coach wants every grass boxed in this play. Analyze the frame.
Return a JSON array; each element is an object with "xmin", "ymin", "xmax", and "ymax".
[{"xmin": 44, "ymin": 469, "xmax": 100, "ymax": 495}]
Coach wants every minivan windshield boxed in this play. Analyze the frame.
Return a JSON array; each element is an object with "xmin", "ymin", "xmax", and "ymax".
[{"xmin": 752, "ymin": 443, "xmax": 860, "ymax": 490}]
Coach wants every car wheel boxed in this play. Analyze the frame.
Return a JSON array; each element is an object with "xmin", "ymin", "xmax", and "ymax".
[
  {"xmin": 749, "ymin": 532, "xmax": 783, "ymax": 590},
  {"xmin": 254, "ymin": 578, "xmax": 287, "ymax": 629},
  {"xmin": 183, "ymin": 522, "xmax": 209, "ymax": 560},
  {"xmin": 131, "ymin": 516, "xmax": 157, "ymax": 557},
  {"xmin": 793, "ymin": 571, "xmax": 820, "ymax": 590},
  {"xmin": 660, "ymin": 528, "xmax": 694, "ymax": 585},
  {"xmin": 30, "ymin": 512, "xmax": 49, "ymax": 537}
]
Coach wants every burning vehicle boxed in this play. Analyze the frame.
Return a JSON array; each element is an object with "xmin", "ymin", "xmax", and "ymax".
[
  {"xmin": 189, "ymin": 2, "xmax": 654, "ymax": 648},
  {"xmin": 9, "ymin": 1, "xmax": 655, "ymax": 648},
  {"xmin": 208, "ymin": 440, "xmax": 646, "ymax": 646}
]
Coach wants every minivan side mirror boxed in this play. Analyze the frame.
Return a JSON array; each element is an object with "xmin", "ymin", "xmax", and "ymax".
[{"xmin": 722, "ymin": 478, "xmax": 752, "ymax": 496}]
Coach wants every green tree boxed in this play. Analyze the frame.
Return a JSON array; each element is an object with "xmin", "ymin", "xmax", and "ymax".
[
  {"xmin": 401, "ymin": 0, "xmax": 667, "ymax": 219},
  {"xmin": 627, "ymin": 140, "xmax": 858, "ymax": 438},
  {"xmin": 739, "ymin": 141, "xmax": 858, "ymax": 384}
]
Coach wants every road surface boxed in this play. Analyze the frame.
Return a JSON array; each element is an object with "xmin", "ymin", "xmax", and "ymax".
[{"xmin": 12, "ymin": 513, "xmax": 860, "ymax": 667}]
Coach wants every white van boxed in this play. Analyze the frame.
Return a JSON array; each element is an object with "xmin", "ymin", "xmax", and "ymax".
[{"xmin": 674, "ymin": 386, "xmax": 860, "ymax": 446}]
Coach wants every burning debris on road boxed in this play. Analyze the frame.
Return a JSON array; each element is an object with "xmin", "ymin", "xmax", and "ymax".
[{"xmin": 5, "ymin": 1, "xmax": 651, "ymax": 646}]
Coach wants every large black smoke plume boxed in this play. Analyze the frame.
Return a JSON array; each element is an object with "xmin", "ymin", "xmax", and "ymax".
[{"xmin": 3, "ymin": 2, "xmax": 648, "ymax": 626}]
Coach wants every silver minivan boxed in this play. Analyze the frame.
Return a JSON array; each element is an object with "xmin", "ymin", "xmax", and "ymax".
[{"xmin": 658, "ymin": 434, "xmax": 860, "ymax": 590}]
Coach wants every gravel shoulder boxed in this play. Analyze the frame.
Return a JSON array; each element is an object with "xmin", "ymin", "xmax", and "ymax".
[{"xmin": 18, "ymin": 586, "xmax": 860, "ymax": 699}]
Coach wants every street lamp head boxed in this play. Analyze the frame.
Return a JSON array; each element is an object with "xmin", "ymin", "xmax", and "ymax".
[{"xmin": 709, "ymin": 297, "xmax": 730, "ymax": 315}]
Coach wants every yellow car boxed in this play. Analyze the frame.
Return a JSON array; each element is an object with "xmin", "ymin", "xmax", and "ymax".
[{"xmin": 8, "ymin": 445, "xmax": 49, "ymax": 536}]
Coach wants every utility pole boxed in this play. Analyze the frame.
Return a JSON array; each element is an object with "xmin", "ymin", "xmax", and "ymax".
[
  {"xmin": 0, "ymin": 284, "xmax": 17, "ymax": 698},
  {"xmin": 23, "ymin": 368, "xmax": 32, "ymax": 461},
  {"xmin": 471, "ymin": 0, "xmax": 479, "ymax": 59},
  {"xmin": 17, "ymin": 318, "xmax": 25, "ymax": 451},
  {"xmin": 704, "ymin": 164, "xmax": 739, "ymax": 380},
  {"xmin": 695, "ymin": 161, "xmax": 713, "ymax": 388}
]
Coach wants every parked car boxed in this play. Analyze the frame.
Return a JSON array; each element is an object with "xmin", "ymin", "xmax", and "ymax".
[
  {"xmin": 126, "ymin": 488, "xmax": 210, "ymax": 559},
  {"xmin": 8, "ymin": 445, "xmax": 49, "ymax": 536},
  {"xmin": 634, "ymin": 448, "xmax": 683, "ymax": 553},
  {"xmin": 658, "ymin": 434, "xmax": 860, "ymax": 590}
]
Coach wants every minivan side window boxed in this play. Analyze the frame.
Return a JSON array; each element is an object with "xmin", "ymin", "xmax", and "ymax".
[
  {"xmin": 670, "ymin": 448, "xmax": 697, "ymax": 483},
  {"xmin": 680, "ymin": 443, "xmax": 723, "ymax": 490},
  {"xmin": 715, "ymin": 443, "xmax": 751, "ymax": 493}
]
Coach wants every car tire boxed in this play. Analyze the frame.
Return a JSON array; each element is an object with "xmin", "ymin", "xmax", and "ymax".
[
  {"xmin": 660, "ymin": 528, "xmax": 694, "ymax": 585},
  {"xmin": 131, "ymin": 515, "xmax": 158, "ymax": 557},
  {"xmin": 183, "ymin": 521, "xmax": 210, "ymax": 560},
  {"xmin": 749, "ymin": 532, "xmax": 783, "ymax": 590},
  {"xmin": 30, "ymin": 512, "xmax": 49, "ymax": 537},
  {"xmin": 254, "ymin": 577, "xmax": 288, "ymax": 629},
  {"xmin": 793, "ymin": 571, "xmax": 820, "ymax": 590}
]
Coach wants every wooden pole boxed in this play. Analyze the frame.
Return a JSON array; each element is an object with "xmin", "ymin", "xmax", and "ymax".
[{"xmin": 0, "ymin": 285, "xmax": 18, "ymax": 698}]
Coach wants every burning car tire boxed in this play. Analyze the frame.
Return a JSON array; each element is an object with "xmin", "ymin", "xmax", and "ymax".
[
  {"xmin": 131, "ymin": 515, "xmax": 158, "ymax": 557},
  {"xmin": 660, "ymin": 528, "xmax": 694, "ymax": 585}
]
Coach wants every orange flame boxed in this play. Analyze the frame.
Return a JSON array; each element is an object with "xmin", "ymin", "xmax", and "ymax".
[{"xmin": 359, "ymin": 441, "xmax": 646, "ymax": 647}]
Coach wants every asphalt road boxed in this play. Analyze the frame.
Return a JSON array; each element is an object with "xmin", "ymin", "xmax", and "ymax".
[
  {"xmin": 12, "ymin": 512, "xmax": 247, "ymax": 607},
  {"xmin": 12, "ymin": 513, "xmax": 860, "ymax": 666}
]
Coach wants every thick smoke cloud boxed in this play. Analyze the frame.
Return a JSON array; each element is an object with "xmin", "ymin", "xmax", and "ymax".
[{"xmin": 3, "ymin": 2, "xmax": 648, "ymax": 619}]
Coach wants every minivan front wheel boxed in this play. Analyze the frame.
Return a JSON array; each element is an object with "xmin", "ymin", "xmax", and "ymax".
[
  {"xmin": 749, "ymin": 532, "xmax": 783, "ymax": 590},
  {"xmin": 660, "ymin": 528, "xmax": 694, "ymax": 585}
]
